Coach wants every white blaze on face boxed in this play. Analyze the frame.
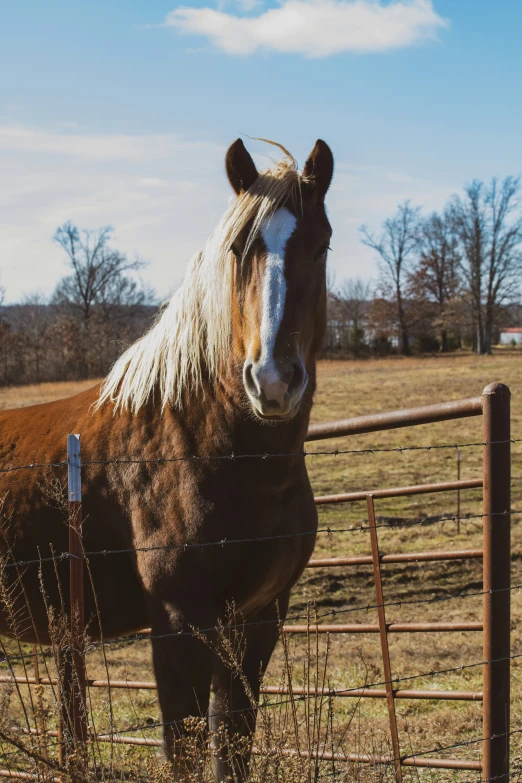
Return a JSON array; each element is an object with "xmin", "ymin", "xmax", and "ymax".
[{"xmin": 259, "ymin": 207, "xmax": 297, "ymax": 375}]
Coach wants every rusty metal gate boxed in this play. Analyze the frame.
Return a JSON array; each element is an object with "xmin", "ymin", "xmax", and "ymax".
[
  {"xmin": 301, "ymin": 381, "xmax": 511, "ymax": 780},
  {"xmin": 0, "ymin": 382, "xmax": 512, "ymax": 781}
]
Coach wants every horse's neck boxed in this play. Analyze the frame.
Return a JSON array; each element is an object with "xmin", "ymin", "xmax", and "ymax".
[
  {"xmin": 229, "ymin": 411, "xmax": 310, "ymax": 457},
  {"xmin": 166, "ymin": 373, "xmax": 312, "ymax": 459}
]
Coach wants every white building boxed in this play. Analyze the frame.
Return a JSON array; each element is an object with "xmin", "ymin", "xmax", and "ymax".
[{"xmin": 499, "ymin": 327, "xmax": 522, "ymax": 345}]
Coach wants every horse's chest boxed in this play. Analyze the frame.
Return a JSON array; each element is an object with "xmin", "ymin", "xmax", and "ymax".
[
  {"xmin": 134, "ymin": 460, "xmax": 317, "ymax": 616},
  {"xmin": 211, "ymin": 482, "xmax": 317, "ymax": 616}
]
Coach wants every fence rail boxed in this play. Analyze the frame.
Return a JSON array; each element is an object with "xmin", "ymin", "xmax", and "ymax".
[{"xmin": 0, "ymin": 382, "xmax": 514, "ymax": 781}]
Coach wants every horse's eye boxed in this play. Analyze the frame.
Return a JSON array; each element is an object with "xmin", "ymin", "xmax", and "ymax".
[
  {"xmin": 230, "ymin": 244, "xmax": 241, "ymax": 260},
  {"xmin": 315, "ymin": 245, "xmax": 331, "ymax": 262}
]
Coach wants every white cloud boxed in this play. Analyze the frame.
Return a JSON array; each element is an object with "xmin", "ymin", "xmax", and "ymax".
[
  {"xmin": 0, "ymin": 126, "xmax": 220, "ymax": 161},
  {"xmin": 164, "ymin": 0, "xmax": 448, "ymax": 57}
]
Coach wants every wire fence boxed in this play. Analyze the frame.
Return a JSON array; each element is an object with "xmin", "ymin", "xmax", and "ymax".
[
  {"xmin": 0, "ymin": 385, "xmax": 518, "ymax": 781},
  {"xmin": 0, "ymin": 436, "xmax": 521, "ymax": 477},
  {"xmin": 2, "ymin": 508, "xmax": 520, "ymax": 571},
  {"xmin": 3, "ymin": 573, "xmax": 519, "ymax": 662},
  {"xmin": 81, "ymin": 649, "xmax": 522, "ymax": 738}
]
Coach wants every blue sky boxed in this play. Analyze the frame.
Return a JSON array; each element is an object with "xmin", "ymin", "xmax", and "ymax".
[{"xmin": 1, "ymin": 0, "xmax": 521, "ymax": 302}]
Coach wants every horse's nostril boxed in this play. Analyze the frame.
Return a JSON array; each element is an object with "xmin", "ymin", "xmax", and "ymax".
[
  {"xmin": 281, "ymin": 366, "xmax": 295, "ymax": 388},
  {"xmin": 244, "ymin": 362, "xmax": 259, "ymax": 398},
  {"xmin": 288, "ymin": 362, "xmax": 305, "ymax": 395}
]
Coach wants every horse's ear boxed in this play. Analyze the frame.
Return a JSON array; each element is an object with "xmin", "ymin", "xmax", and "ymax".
[
  {"xmin": 302, "ymin": 140, "xmax": 334, "ymax": 202},
  {"xmin": 226, "ymin": 139, "xmax": 258, "ymax": 195}
]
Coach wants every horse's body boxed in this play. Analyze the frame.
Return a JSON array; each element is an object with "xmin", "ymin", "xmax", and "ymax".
[
  {"xmin": 0, "ymin": 138, "xmax": 334, "ymax": 781},
  {"xmin": 0, "ymin": 380, "xmax": 314, "ymax": 639}
]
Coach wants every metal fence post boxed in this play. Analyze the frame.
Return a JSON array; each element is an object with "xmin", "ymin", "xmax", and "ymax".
[
  {"xmin": 366, "ymin": 495, "xmax": 402, "ymax": 781},
  {"xmin": 457, "ymin": 449, "xmax": 461, "ymax": 534},
  {"xmin": 482, "ymin": 384, "xmax": 510, "ymax": 781},
  {"xmin": 67, "ymin": 434, "xmax": 88, "ymax": 750}
]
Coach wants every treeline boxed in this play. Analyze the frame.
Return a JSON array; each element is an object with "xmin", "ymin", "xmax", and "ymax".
[
  {"xmin": 2, "ymin": 175, "xmax": 522, "ymax": 388},
  {"xmin": 325, "ymin": 176, "xmax": 522, "ymax": 356},
  {"xmin": 0, "ymin": 223, "xmax": 156, "ymax": 386}
]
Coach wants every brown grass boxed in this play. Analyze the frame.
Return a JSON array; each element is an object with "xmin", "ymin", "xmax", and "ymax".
[
  {"xmin": 0, "ymin": 379, "xmax": 101, "ymax": 411},
  {"xmin": 1, "ymin": 353, "xmax": 521, "ymax": 780}
]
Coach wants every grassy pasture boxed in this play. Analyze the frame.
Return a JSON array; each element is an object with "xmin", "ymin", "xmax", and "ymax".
[
  {"xmin": 0, "ymin": 379, "xmax": 99, "ymax": 410},
  {"xmin": 1, "ymin": 354, "xmax": 521, "ymax": 780}
]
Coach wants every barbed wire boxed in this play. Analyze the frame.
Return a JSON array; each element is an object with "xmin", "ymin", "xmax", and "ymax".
[
  {"xmin": 90, "ymin": 575, "xmax": 521, "ymax": 648},
  {"xmin": 352, "ymin": 725, "xmax": 521, "ymax": 767},
  {"xmin": 0, "ymin": 437, "xmax": 520, "ymax": 476},
  {"xmin": 106, "ymin": 704, "xmax": 521, "ymax": 766},
  {"xmin": 96, "ymin": 715, "xmax": 521, "ymax": 783},
  {"xmin": 2, "ymin": 718, "xmax": 519, "ymax": 780},
  {"xmin": 461, "ymin": 772, "xmax": 519, "ymax": 783},
  {"xmin": 2, "ymin": 576, "xmax": 521, "ymax": 666},
  {"xmin": 1, "ymin": 647, "xmax": 520, "ymax": 776},
  {"xmin": 2, "ymin": 508, "xmax": 518, "ymax": 571},
  {"xmin": 379, "ymin": 724, "xmax": 521, "ymax": 771},
  {"xmin": 99, "ymin": 650, "xmax": 522, "ymax": 707},
  {"xmin": 1, "ymin": 717, "xmax": 519, "ymax": 780}
]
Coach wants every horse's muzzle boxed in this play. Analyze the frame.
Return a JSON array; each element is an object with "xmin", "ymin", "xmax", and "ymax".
[{"xmin": 243, "ymin": 360, "xmax": 307, "ymax": 420}]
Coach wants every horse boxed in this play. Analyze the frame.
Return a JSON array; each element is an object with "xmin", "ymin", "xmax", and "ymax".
[{"xmin": 0, "ymin": 137, "xmax": 334, "ymax": 780}]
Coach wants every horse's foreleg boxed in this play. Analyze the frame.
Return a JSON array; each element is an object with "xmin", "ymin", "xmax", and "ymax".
[
  {"xmin": 209, "ymin": 594, "xmax": 289, "ymax": 783},
  {"xmin": 149, "ymin": 604, "xmax": 214, "ymax": 780}
]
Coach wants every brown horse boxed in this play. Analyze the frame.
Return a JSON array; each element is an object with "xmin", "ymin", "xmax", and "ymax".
[{"xmin": 0, "ymin": 138, "xmax": 333, "ymax": 780}]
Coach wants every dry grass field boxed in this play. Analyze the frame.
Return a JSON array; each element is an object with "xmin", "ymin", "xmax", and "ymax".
[
  {"xmin": 1, "ymin": 354, "xmax": 521, "ymax": 781},
  {"xmin": 0, "ymin": 378, "xmax": 100, "ymax": 410}
]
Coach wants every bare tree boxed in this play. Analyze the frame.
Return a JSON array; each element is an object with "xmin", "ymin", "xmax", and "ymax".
[
  {"xmin": 335, "ymin": 277, "xmax": 373, "ymax": 333},
  {"xmin": 409, "ymin": 210, "xmax": 461, "ymax": 352},
  {"xmin": 13, "ymin": 294, "xmax": 51, "ymax": 383},
  {"xmin": 451, "ymin": 177, "xmax": 522, "ymax": 353},
  {"xmin": 450, "ymin": 181, "xmax": 487, "ymax": 353},
  {"xmin": 325, "ymin": 277, "xmax": 373, "ymax": 356},
  {"xmin": 360, "ymin": 201, "xmax": 421, "ymax": 355},
  {"xmin": 0, "ymin": 286, "xmax": 12, "ymax": 384},
  {"xmin": 52, "ymin": 222, "xmax": 154, "ymax": 377},
  {"xmin": 52, "ymin": 222, "xmax": 147, "ymax": 323},
  {"xmin": 483, "ymin": 177, "xmax": 522, "ymax": 351}
]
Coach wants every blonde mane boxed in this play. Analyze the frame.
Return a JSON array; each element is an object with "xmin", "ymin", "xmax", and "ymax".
[{"xmin": 97, "ymin": 144, "xmax": 302, "ymax": 414}]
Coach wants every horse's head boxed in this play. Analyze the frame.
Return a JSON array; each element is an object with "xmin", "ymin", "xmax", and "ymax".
[
  {"xmin": 226, "ymin": 139, "xmax": 333, "ymax": 422},
  {"xmin": 96, "ymin": 137, "xmax": 333, "ymax": 418}
]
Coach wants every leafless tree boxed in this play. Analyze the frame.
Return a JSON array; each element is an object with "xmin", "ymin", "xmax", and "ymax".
[
  {"xmin": 13, "ymin": 294, "xmax": 51, "ymax": 383},
  {"xmin": 0, "ymin": 287, "xmax": 12, "ymax": 384},
  {"xmin": 360, "ymin": 201, "xmax": 421, "ymax": 355},
  {"xmin": 335, "ymin": 277, "xmax": 373, "ymax": 333},
  {"xmin": 409, "ymin": 210, "xmax": 461, "ymax": 352},
  {"xmin": 450, "ymin": 181, "xmax": 487, "ymax": 353},
  {"xmin": 52, "ymin": 222, "xmax": 147, "ymax": 323},
  {"xmin": 324, "ymin": 277, "xmax": 373, "ymax": 356},
  {"xmin": 52, "ymin": 222, "xmax": 155, "ymax": 377},
  {"xmin": 483, "ymin": 177, "xmax": 522, "ymax": 351},
  {"xmin": 451, "ymin": 177, "xmax": 522, "ymax": 353}
]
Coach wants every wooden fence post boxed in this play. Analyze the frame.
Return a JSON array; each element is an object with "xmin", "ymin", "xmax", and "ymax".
[{"xmin": 67, "ymin": 434, "xmax": 88, "ymax": 753}]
